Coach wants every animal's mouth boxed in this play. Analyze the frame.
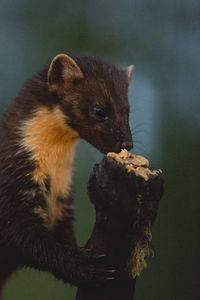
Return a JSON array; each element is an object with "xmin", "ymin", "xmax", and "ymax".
[
  {"xmin": 97, "ymin": 142, "xmax": 120, "ymax": 155},
  {"xmin": 98, "ymin": 141, "xmax": 133, "ymax": 155}
]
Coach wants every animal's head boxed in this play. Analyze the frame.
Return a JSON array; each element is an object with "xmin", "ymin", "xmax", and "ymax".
[{"xmin": 47, "ymin": 53, "xmax": 133, "ymax": 154}]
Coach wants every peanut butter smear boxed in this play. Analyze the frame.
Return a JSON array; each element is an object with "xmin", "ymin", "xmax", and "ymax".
[{"xmin": 107, "ymin": 149, "xmax": 161, "ymax": 181}]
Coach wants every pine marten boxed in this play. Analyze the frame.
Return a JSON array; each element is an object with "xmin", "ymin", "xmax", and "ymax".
[{"xmin": 0, "ymin": 53, "xmax": 133, "ymax": 293}]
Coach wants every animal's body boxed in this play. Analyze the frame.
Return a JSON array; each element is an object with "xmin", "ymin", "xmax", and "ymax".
[{"xmin": 0, "ymin": 53, "xmax": 133, "ymax": 296}]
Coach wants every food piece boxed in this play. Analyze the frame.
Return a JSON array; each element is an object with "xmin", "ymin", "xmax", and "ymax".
[
  {"xmin": 107, "ymin": 149, "xmax": 149, "ymax": 167},
  {"xmin": 107, "ymin": 149, "xmax": 160, "ymax": 181}
]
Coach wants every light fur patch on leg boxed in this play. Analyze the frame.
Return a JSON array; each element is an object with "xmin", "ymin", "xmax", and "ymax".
[{"xmin": 128, "ymin": 226, "xmax": 153, "ymax": 278}]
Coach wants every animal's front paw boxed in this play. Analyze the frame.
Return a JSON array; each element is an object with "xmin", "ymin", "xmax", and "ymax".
[{"xmin": 66, "ymin": 248, "xmax": 116, "ymax": 286}]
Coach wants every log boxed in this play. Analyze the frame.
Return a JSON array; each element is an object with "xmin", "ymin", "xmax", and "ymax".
[{"xmin": 76, "ymin": 156, "xmax": 164, "ymax": 300}]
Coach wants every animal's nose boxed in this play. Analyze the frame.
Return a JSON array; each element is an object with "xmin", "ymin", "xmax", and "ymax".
[{"xmin": 121, "ymin": 141, "xmax": 133, "ymax": 151}]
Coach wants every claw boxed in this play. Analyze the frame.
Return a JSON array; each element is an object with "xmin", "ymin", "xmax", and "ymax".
[
  {"xmin": 79, "ymin": 247, "xmax": 92, "ymax": 252},
  {"xmin": 88, "ymin": 253, "xmax": 107, "ymax": 261},
  {"xmin": 107, "ymin": 269, "xmax": 116, "ymax": 273},
  {"xmin": 83, "ymin": 248, "xmax": 92, "ymax": 252},
  {"xmin": 96, "ymin": 254, "xmax": 106, "ymax": 258}
]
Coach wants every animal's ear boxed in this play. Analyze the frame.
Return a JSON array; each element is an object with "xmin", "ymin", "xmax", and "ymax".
[
  {"xmin": 121, "ymin": 65, "xmax": 134, "ymax": 84},
  {"xmin": 48, "ymin": 54, "xmax": 84, "ymax": 92}
]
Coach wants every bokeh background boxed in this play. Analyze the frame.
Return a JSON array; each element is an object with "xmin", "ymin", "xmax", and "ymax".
[{"xmin": 0, "ymin": 1, "xmax": 200, "ymax": 299}]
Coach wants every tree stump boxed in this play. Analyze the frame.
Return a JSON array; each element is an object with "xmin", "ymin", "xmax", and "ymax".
[{"xmin": 76, "ymin": 156, "xmax": 164, "ymax": 300}]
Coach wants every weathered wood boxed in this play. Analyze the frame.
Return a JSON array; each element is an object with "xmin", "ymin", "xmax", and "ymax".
[{"xmin": 76, "ymin": 157, "xmax": 163, "ymax": 300}]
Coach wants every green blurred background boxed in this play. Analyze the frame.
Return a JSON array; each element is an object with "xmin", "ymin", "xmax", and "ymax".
[{"xmin": 0, "ymin": 0, "xmax": 200, "ymax": 299}]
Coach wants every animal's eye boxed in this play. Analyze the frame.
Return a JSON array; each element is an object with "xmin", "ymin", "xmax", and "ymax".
[{"xmin": 94, "ymin": 107, "xmax": 106, "ymax": 119}]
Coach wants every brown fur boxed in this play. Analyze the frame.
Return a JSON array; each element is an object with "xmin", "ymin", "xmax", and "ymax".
[{"xmin": 0, "ymin": 53, "xmax": 133, "ymax": 290}]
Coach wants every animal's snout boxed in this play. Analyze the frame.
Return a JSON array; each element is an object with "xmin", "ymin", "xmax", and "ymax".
[
  {"xmin": 121, "ymin": 140, "xmax": 133, "ymax": 151},
  {"xmin": 120, "ymin": 123, "xmax": 133, "ymax": 151}
]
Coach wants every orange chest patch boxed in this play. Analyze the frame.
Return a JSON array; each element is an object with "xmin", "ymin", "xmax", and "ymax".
[{"xmin": 19, "ymin": 106, "xmax": 79, "ymax": 229}]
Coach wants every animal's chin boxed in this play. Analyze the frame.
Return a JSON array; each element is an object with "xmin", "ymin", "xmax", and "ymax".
[{"xmin": 97, "ymin": 144, "xmax": 122, "ymax": 155}]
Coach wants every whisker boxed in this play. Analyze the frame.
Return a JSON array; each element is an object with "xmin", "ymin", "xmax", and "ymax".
[
  {"xmin": 133, "ymin": 139, "xmax": 148, "ymax": 149},
  {"xmin": 132, "ymin": 122, "xmax": 152, "ymax": 128},
  {"xmin": 132, "ymin": 128, "xmax": 150, "ymax": 135},
  {"xmin": 132, "ymin": 140, "xmax": 149, "ymax": 155}
]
